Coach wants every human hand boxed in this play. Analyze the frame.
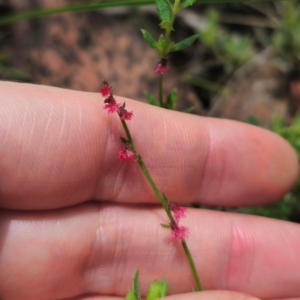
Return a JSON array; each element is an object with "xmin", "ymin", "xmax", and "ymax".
[{"xmin": 0, "ymin": 81, "xmax": 298, "ymax": 300}]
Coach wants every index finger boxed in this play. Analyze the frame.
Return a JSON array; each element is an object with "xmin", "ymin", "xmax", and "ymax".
[{"xmin": 0, "ymin": 81, "xmax": 297, "ymax": 210}]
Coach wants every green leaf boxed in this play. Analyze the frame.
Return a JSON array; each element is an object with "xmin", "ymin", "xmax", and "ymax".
[
  {"xmin": 0, "ymin": 64, "xmax": 31, "ymax": 81},
  {"xmin": 126, "ymin": 270, "xmax": 142, "ymax": 300},
  {"xmin": 183, "ymin": 106, "xmax": 195, "ymax": 113},
  {"xmin": 160, "ymin": 20, "xmax": 172, "ymax": 31},
  {"xmin": 160, "ymin": 223, "xmax": 171, "ymax": 228},
  {"xmin": 170, "ymin": 34, "xmax": 199, "ymax": 52},
  {"xmin": 146, "ymin": 280, "xmax": 161, "ymax": 300},
  {"xmin": 245, "ymin": 116, "xmax": 260, "ymax": 126},
  {"xmin": 156, "ymin": 0, "xmax": 171, "ymax": 22},
  {"xmin": 145, "ymin": 92, "xmax": 159, "ymax": 106},
  {"xmin": 141, "ymin": 29, "xmax": 156, "ymax": 49},
  {"xmin": 146, "ymin": 278, "xmax": 168, "ymax": 300},
  {"xmin": 165, "ymin": 88, "xmax": 178, "ymax": 109},
  {"xmin": 120, "ymin": 137, "xmax": 129, "ymax": 144},
  {"xmin": 155, "ymin": 35, "xmax": 165, "ymax": 53},
  {"xmin": 292, "ymin": 113, "xmax": 300, "ymax": 129},
  {"xmin": 159, "ymin": 278, "xmax": 167, "ymax": 297},
  {"xmin": 166, "ymin": 41, "xmax": 175, "ymax": 53},
  {"xmin": 163, "ymin": 193, "xmax": 169, "ymax": 204},
  {"xmin": 271, "ymin": 115, "xmax": 285, "ymax": 134},
  {"xmin": 181, "ymin": 0, "xmax": 196, "ymax": 8},
  {"xmin": 125, "ymin": 290, "xmax": 136, "ymax": 300},
  {"xmin": 133, "ymin": 270, "xmax": 142, "ymax": 300},
  {"xmin": 158, "ymin": 34, "xmax": 165, "ymax": 44}
]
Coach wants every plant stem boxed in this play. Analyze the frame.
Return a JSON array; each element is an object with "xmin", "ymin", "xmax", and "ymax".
[
  {"xmin": 121, "ymin": 119, "xmax": 203, "ymax": 292},
  {"xmin": 0, "ymin": 0, "xmax": 288, "ymax": 27},
  {"xmin": 161, "ymin": 0, "xmax": 181, "ymax": 58},
  {"xmin": 158, "ymin": 0, "xmax": 180, "ymax": 108},
  {"xmin": 121, "ymin": 120, "xmax": 173, "ymax": 221},
  {"xmin": 158, "ymin": 75, "xmax": 164, "ymax": 107},
  {"xmin": 182, "ymin": 240, "xmax": 203, "ymax": 291}
]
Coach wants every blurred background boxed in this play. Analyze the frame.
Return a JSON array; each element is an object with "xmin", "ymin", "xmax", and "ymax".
[{"xmin": 1, "ymin": 0, "xmax": 300, "ymax": 221}]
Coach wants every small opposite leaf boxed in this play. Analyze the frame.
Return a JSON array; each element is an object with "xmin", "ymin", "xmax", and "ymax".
[
  {"xmin": 163, "ymin": 193, "xmax": 169, "ymax": 204},
  {"xmin": 133, "ymin": 270, "xmax": 142, "ymax": 300},
  {"xmin": 160, "ymin": 20, "xmax": 172, "ymax": 31},
  {"xmin": 180, "ymin": 0, "xmax": 196, "ymax": 9},
  {"xmin": 245, "ymin": 116, "xmax": 260, "ymax": 127},
  {"xmin": 166, "ymin": 41, "xmax": 175, "ymax": 53},
  {"xmin": 146, "ymin": 280, "xmax": 161, "ymax": 300},
  {"xmin": 155, "ymin": 35, "xmax": 165, "ymax": 54},
  {"xmin": 146, "ymin": 278, "xmax": 168, "ymax": 300},
  {"xmin": 159, "ymin": 278, "xmax": 168, "ymax": 297},
  {"xmin": 158, "ymin": 34, "xmax": 165, "ymax": 44},
  {"xmin": 141, "ymin": 29, "xmax": 157, "ymax": 49},
  {"xmin": 271, "ymin": 115, "xmax": 285, "ymax": 133},
  {"xmin": 183, "ymin": 106, "xmax": 195, "ymax": 113},
  {"xmin": 165, "ymin": 89, "xmax": 178, "ymax": 109},
  {"xmin": 170, "ymin": 34, "xmax": 199, "ymax": 52},
  {"xmin": 125, "ymin": 290, "xmax": 136, "ymax": 300},
  {"xmin": 145, "ymin": 92, "xmax": 159, "ymax": 106},
  {"xmin": 160, "ymin": 223, "xmax": 171, "ymax": 228},
  {"xmin": 156, "ymin": 0, "xmax": 171, "ymax": 22},
  {"xmin": 120, "ymin": 137, "xmax": 128, "ymax": 144},
  {"xmin": 292, "ymin": 113, "xmax": 300, "ymax": 129}
]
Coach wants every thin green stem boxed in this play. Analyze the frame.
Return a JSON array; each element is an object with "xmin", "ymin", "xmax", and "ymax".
[
  {"xmin": 161, "ymin": 0, "xmax": 180, "ymax": 58},
  {"xmin": 158, "ymin": 75, "xmax": 164, "ymax": 107},
  {"xmin": 121, "ymin": 118, "xmax": 203, "ymax": 292},
  {"xmin": 0, "ymin": 1, "xmax": 155, "ymax": 26},
  {"xmin": 158, "ymin": 0, "xmax": 180, "ymax": 108},
  {"xmin": 0, "ymin": 0, "xmax": 288, "ymax": 26},
  {"xmin": 121, "ymin": 120, "xmax": 174, "ymax": 222},
  {"xmin": 182, "ymin": 240, "xmax": 203, "ymax": 291}
]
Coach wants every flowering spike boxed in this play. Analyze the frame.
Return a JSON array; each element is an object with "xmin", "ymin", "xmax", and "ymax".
[
  {"xmin": 155, "ymin": 59, "xmax": 170, "ymax": 75},
  {"xmin": 104, "ymin": 97, "xmax": 121, "ymax": 114},
  {"xmin": 119, "ymin": 107, "xmax": 133, "ymax": 121},
  {"xmin": 169, "ymin": 204, "xmax": 187, "ymax": 223},
  {"xmin": 171, "ymin": 224, "xmax": 189, "ymax": 241},
  {"xmin": 118, "ymin": 149, "xmax": 135, "ymax": 162},
  {"xmin": 100, "ymin": 82, "xmax": 112, "ymax": 99}
]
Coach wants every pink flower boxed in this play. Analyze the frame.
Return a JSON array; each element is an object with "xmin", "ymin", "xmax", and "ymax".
[
  {"xmin": 104, "ymin": 97, "xmax": 121, "ymax": 114},
  {"xmin": 155, "ymin": 60, "xmax": 170, "ymax": 75},
  {"xmin": 118, "ymin": 149, "xmax": 135, "ymax": 162},
  {"xmin": 171, "ymin": 224, "xmax": 189, "ymax": 242},
  {"xmin": 100, "ymin": 84, "xmax": 112, "ymax": 98},
  {"xmin": 119, "ymin": 107, "xmax": 133, "ymax": 121},
  {"xmin": 169, "ymin": 204, "xmax": 187, "ymax": 223}
]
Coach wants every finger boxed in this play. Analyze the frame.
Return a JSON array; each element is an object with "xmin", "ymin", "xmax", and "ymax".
[
  {"xmin": 0, "ymin": 81, "xmax": 297, "ymax": 209},
  {"xmin": 17, "ymin": 291, "xmax": 260, "ymax": 300},
  {"xmin": 64, "ymin": 293, "xmax": 263, "ymax": 300},
  {"xmin": 1, "ymin": 203, "xmax": 300, "ymax": 299}
]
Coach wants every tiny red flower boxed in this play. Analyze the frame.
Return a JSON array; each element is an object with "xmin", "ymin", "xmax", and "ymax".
[
  {"xmin": 169, "ymin": 204, "xmax": 187, "ymax": 223},
  {"xmin": 119, "ymin": 107, "xmax": 133, "ymax": 121},
  {"xmin": 155, "ymin": 61, "xmax": 170, "ymax": 75},
  {"xmin": 104, "ymin": 97, "xmax": 121, "ymax": 114},
  {"xmin": 100, "ymin": 84, "xmax": 112, "ymax": 99},
  {"xmin": 171, "ymin": 224, "xmax": 189, "ymax": 242},
  {"xmin": 118, "ymin": 149, "xmax": 135, "ymax": 162}
]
